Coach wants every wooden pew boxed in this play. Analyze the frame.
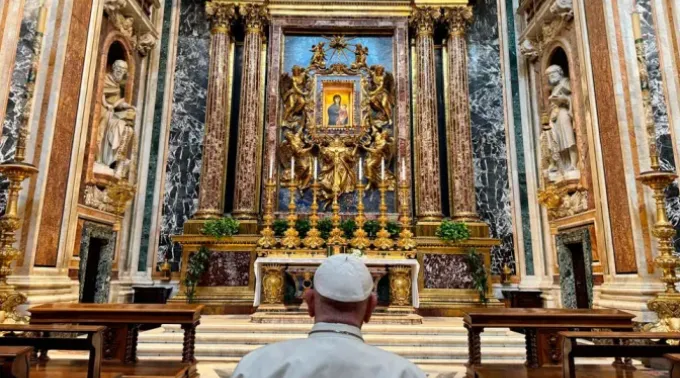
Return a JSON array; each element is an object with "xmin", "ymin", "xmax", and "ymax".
[
  {"xmin": 562, "ymin": 331, "xmax": 680, "ymax": 378},
  {"xmin": 665, "ymin": 354, "xmax": 680, "ymax": 378},
  {"xmin": 0, "ymin": 346, "xmax": 32, "ymax": 378},
  {"xmin": 462, "ymin": 308, "xmax": 635, "ymax": 372},
  {"xmin": 29, "ymin": 304, "xmax": 203, "ymax": 365},
  {"xmin": 0, "ymin": 324, "xmax": 104, "ymax": 378}
]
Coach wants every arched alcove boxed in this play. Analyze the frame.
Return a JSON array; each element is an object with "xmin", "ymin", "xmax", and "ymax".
[{"xmin": 548, "ymin": 46, "xmax": 570, "ymax": 78}]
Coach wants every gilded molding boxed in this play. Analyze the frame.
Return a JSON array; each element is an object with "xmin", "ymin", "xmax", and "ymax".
[
  {"xmin": 409, "ymin": 6, "xmax": 441, "ymax": 37},
  {"xmin": 442, "ymin": 6, "xmax": 473, "ymax": 37},
  {"xmin": 205, "ymin": 1, "xmax": 237, "ymax": 34}
]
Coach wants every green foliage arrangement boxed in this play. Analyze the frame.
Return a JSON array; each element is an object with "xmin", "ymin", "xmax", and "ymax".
[
  {"xmin": 295, "ymin": 219, "xmax": 311, "ymax": 238},
  {"xmin": 272, "ymin": 219, "xmax": 288, "ymax": 237},
  {"xmin": 363, "ymin": 220, "xmax": 380, "ymax": 238},
  {"xmin": 435, "ymin": 220, "xmax": 471, "ymax": 243},
  {"xmin": 184, "ymin": 246, "xmax": 211, "ymax": 303},
  {"xmin": 317, "ymin": 218, "xmax": 333, "ymax": 239},
  {"xmin": 202, "ymin": 217, "xmax": 240, "ymax": 238},
  {"xmin": 341, "ymin": 219, "xmax": 358, "ymax": 238},
  {"xmin": 465, "ymin": 249, "xmax": 488, "ymax": 304},
  {"xmin": 386, "ymin": 221, "xmax": 401, "ymax": 238}
]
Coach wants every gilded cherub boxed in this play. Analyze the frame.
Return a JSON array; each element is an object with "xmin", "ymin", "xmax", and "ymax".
[
  {"xmin": 367, "ymin": 65, "xmax": 395, "ymax": 125},
  {"xmin": 279, "ymin": 65, "xmax": 309, "ymax": 127},
  {"xmin": 310, "ymin": 42, "xmax": 327, "ymax": 69},
  {"xmin": 351, "ymin": 43, "xmax": 369, "ymax": 69},
  {"xmin": 362, "ymin": 130, "xmax": 395, "ymax": 191}
]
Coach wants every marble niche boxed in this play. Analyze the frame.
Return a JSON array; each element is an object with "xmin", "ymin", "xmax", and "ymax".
[{"xmin": 78, "ymin": 221, "xmax": 117, "ymax": 303}]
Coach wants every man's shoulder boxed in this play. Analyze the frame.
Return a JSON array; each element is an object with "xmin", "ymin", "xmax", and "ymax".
[{"xmin": 360, "ymin": 343, "xmax": 425, "ymax": 375}]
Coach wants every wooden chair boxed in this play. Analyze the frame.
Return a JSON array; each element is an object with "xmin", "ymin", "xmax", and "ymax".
[
  {"xmin": 0, "ymin": 346, "xmax": 32, "ymax": 378},
  {"xmin": 561, "ymin": 331, "xmax": 680, "ymax": 378},
  {"xmin": 0, "ymin": 324, "xmax": 104, "ymax": 378}
]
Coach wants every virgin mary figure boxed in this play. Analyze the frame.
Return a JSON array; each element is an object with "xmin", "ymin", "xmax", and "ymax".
[{"xmin": 327, "ymin": 94, "xmax": 348, "ymax": 126}]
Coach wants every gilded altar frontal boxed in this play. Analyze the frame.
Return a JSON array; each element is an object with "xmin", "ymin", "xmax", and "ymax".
[{"xmin": 2, "ymin": 0, "xmax": 680, "ymax": 374}]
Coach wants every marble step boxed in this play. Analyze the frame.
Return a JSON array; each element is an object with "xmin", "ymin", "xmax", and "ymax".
[
  {"xmin": 138, "ymin": 331, "xmax": 526, "ymax": 347},
  {"xmin": 136, "ymin": 343, "xmax": 526, "ymax": 361}
]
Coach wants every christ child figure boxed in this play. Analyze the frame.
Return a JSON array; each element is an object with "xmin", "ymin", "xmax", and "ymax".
[{"xmin": 336, "ymin": 104, "xmax": 349, "ymax": 126}]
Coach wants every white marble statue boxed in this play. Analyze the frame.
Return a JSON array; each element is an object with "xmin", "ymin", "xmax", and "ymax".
[
  {"xmin": 546, "ymin": 64, "xmax": 578, "ymax": 179},
  {"xmin": 97, "ymin": 59, "xmax": 136, "ymax": 179}
]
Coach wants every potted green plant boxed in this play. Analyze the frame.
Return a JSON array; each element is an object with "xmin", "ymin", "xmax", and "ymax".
[
  {"xmin": 183, "ymin": 246, "xmax": 210, "ymax": 303},
  {"xmin": 295, "ymin": 219, "xmax": 311, "ymax": 238},
  {"xmin": 435, "ymin": 220, "xmax": 471, "ymax": 243},
  {"xmin": 317, "ymin": 218, "xmax": 333, "ymax": 239},
  {"xmin": 341, "ymin": 219, "xmax": 358, "ymax": 239},
  {"xmin": 201, "ymin": 216, "xmax": 240, "ymax": 238},
  {"xmin": 386, "ymin": 221, "xmax": 401, "ymax": 238},
  {"xmin": 465, "ymin": 249, "xmax": 488, "ymax": 304},
  {"xmin": 272, "ymin": 219, "xmax": 288, "ymax": 237},
  {"xmin": 363, "ymin": 220, "xmax": 380, "ymax": 238}
]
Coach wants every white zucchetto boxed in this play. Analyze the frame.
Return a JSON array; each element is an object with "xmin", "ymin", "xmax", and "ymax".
[{"xmin": 313, "ymin": 254, "xmax": 373, "ymax": 302}]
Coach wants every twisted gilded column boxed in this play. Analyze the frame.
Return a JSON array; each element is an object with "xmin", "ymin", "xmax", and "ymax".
[
  {"xmin": 194, "ymin": 2, "xmax": 236, "ymax": 220},
  {"xmin": 443, "ymin": 6, "xmax": 479, "ymax": 221},
  {"xmin": 232, "ymin": 4, "xmax": 269, "ymax": 226},
  {"xmin": 410, "ymin": 7, "xmax": 443, "ymax": 227}
]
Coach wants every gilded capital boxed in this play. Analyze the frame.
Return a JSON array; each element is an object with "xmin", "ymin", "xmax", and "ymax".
[
  {"xmin": 205, "ymin": 1, "xmax": 237, "ymax": 34},
  {"xmin": 240, "ymin": 3, "xmax": 269, "ymax": 35},
  {"xmin": 443, "ymin": 6, "xmax": 473, "ymax": 37},
  {"xmin": 409, "ymin": 6, "xmax": 441, "ymax": 37}
]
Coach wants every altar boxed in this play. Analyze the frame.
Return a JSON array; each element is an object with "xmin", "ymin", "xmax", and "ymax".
[{"xmin": 253, "ymin": 257, "xmax": 420, "ymax": 310}]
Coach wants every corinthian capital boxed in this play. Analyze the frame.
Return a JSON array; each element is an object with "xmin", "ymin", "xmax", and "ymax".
[
  {"xmin": 443, "ymin": 6, "xmax": 473, "ymax": 37},
  {"xmin": 409, "ymin": 6, "xmax": 441, "ymax": 37},
  {"xmin": 205, "ymin": 1, "xmax": 237, "ymax": 34},
  {"xmin": 240, "ymin": 3, "xmax": 270, "ymax": 35}
]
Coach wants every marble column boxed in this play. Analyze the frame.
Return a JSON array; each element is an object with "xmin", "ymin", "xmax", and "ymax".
[
  {"xmin": 410, "ymin": 7, "xmax": 443, "ymax": 225},
  {"xmin": 443, "ymin": 6, "xmax": 479, "ymax": 221},
  {"xmin": 232, "ymin": 4, "xmax": 268, "ymax": 224},
  {"xmin": 194, "ymin": 2, "xmax": 236, "ymax": 220}
]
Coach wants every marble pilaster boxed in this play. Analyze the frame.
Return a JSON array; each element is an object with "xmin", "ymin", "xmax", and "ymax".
[
  {"xmin": 232, "ymin": 4, "xmax": 268, "ymax": 223},
  {"xmin": 443, "ymin": 6, "xmax": 478, "ymax": 222},
  {"xmin": 193, "ymin": 1, "xmax": 236, "ymax": 220},
  {"xmin": 410, "ymin": 7, "xmax": 443, "ymax": 225}
]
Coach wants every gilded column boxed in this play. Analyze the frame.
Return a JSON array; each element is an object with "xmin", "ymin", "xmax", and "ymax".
[
  {"xmin": 410, "ymin": 7, "xmax": 443, "ymax": 227},
  {"xmin": 194, "ymin": 2, "xmax": 236, "ymax": 220},
  {"xmin": 443, "ymin": 6, "xmax": 479, "ymax": 221},
  {"xmin": 232, "ymin": 4, "xmax": 269, "ymax": 226}
]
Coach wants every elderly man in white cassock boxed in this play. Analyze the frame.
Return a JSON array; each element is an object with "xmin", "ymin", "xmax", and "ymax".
[{"xmin": 231, "ymin": 255, "xmax": 426, "ymax": 378}]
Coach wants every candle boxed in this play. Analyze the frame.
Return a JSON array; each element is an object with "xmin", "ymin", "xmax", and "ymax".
[
  {"xmin": 632, "ymin": 0, "xmax": 642, "ymax": 41},
  {"xmin": 401, "ymin": 158, "xmax": 406, "ymax": 182},
  {"xmin": 381, "ymin": 158, "xmax": 385, "ymax": 181},
  {"xmin": 314, "ymin": 157, "xmax": 318, "ymax": 180},
  {"xmin": 359, "ymin": 157, "xmax": 363, "ymax": 181},
  {"xmin": 269, "ymin": 155, "xmax": 274, "ymax": 179},
  {"xmin": 291, "ymin": 157, "xmax": 295, "ymax": 179}
]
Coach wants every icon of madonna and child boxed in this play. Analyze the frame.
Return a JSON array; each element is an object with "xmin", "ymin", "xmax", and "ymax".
[{"xmin": 326, "ymin": 94, "xmax": 350, "ymax": 127}]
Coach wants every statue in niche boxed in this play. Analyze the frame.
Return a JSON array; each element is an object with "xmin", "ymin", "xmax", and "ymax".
[
  {"xmin": 546, "ymin": 64, "xmax": 578, "ymax": 180},
  {"xmin": 319, "ymin": 137, "xmax": 358, "ymax": 204},
  {"xmin": 362, "ymin": 130, "xmax": 395, "ymax": 191},
  {"xmin": 280, "ymin": 65, "xmax": 309, "ymax": 128},
  {"xmin": 278, "ymin": 128, "xmax": 314, "ymax": 191},
  {"xmin": 366, "ymin": 65, "xmax": 395, "ymax": 126},
  {"xmin": 310, "ymin": 42, "xmax": 327, "ymax": 69},
  {"xmin": 97, "ymin": 59, "xmax": 137, "ymax": 179},
  {"xmin": 351, "ymin": 44, "xmax": 369, "ymax": 69}
]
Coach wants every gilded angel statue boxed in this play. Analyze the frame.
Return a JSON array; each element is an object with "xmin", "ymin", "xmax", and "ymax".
[
  {"xmin": 310, "ymin": 42, "xmax": 327, "ymax": 69},
  {"xmin": 367, "ymin": 65, "xmax": 395, "ymax": 125},
  {"xmin": 362, "ymin": 130, "xmax": 395, "ymax": 191},
  {"xmin": 319, "ymin": 137, "xmax": 359, "ymax": 204},
  {"xmin": 279, "ymin": 65, "xmax": 309, "ymax": 127},
  {"xmin": 278, "ymin": 129, "xmax": 315, "ymax": 190},
  {"xmin": 351, "ymin": 43, "xmax": 369, "ymax": 69}
]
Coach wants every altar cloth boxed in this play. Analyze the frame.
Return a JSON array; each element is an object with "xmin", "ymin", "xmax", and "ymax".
[{"xmin": 254, "ymin": 257, "xmax": 420, "ymax": 308}]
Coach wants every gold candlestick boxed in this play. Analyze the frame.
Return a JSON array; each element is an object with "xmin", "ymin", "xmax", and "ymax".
[
  {"xmin": 638, "ymin": 171, "xmax": 680, "ymax": 334},
  {"xmin": 281, "ymin": 179, "xmax": 301, "ymax": 249},
  {"xmin": 396, "ymin": 181, "xmax": 416, "ymax": 250},
  {"xmin": 327, "ymin": 189, "xmax": 346, "ymax": 245},
  {"xmin": 0, "ymin": 3, "xmax": 45, "ymax": 323},
  {"xmin": 258, "ymin": 178, "xmax": 277, "ymax": 248},
  {"xmin": 374, "ymin": 181, "xmax": 394, "ymax": 250},
  {"xmin": 351, "ymin": 183, "xmax": 370, "ymax": 249},
  {"xmin": 303, "ymin": 181, "xmax": 324, "ymax": 249}
]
